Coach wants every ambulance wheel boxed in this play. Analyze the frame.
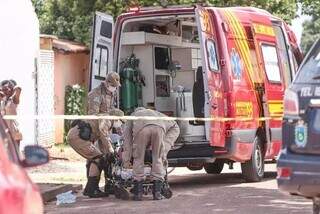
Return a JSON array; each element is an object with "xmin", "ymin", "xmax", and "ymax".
[
  {"xmin": 241, "ymin": 136, "xmax": 265, "ymax": 182},
  {"xmin": 204, "ymin": 160, "xmax": 224, "ymax": 174}
]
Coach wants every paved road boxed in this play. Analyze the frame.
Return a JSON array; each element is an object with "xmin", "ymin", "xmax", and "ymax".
[{"xmin": 44, "ymin": 164, "xmax": 312, "ymax": 214}]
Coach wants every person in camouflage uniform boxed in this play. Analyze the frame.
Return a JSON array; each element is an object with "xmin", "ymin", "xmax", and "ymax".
[
  {"xmin": 86, "ymin": 72, "xmax": 122, "ymax": 194},
  {"xmin": 87, "ymin": 72, "xmax": 121, "ymax": 115},
  {"xmin": 67, "ymin": 109, "xmax": 124, "ymax": 198},
  {"xmin": 123, "ymin": 107, "xmax": 180, "ymax": 200}
]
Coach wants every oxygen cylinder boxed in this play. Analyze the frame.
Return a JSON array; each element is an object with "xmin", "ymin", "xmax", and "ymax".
[{"xmin": 120, "ymin": 67, "xmax": 137, "ymax": 114}]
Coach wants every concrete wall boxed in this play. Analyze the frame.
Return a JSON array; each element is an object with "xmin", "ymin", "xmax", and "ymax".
[{"xmin": 54, "ymin": 52, "xmax": 89, "ymax": 143}]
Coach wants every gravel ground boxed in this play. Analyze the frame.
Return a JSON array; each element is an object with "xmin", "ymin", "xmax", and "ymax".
[{"xmin": 27, "ymin": 160, "xmax": 313, "ymax": 214}]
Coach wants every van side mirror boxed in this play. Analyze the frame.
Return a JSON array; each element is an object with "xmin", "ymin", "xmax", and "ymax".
[{"xmin": 22, "ymin": 145, "xmax": 49, "ymax": 168}]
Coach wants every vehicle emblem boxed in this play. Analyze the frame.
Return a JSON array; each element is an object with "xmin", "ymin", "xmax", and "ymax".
[
  {"xmin": 294, "ymin": 123, "xmax": 307, "ymax": 147},
  {"xmin": 231, "ymin": 49, "xmax": 242, "ymax": 81}
]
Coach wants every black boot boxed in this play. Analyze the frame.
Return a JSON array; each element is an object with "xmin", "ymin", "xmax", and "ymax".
[
  {"xmin": 83, "ymin": 177, "xmax": 109, "ymax": 198},
  {"xmin": 133, "ymin": 180, "xmax": 143, "ymax": 201},
  {"xmin": 104, "ymin": 179, "xmax": 114, "ymax": 195},
  {"xmin": 153, "ymin": 180, "xmax": 163, "ymax": 200}
]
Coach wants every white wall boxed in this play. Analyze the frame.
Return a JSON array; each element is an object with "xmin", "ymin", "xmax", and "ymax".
[{"xmin": 0, "ymin": 0, "xmax": 39, "ymax": 146}]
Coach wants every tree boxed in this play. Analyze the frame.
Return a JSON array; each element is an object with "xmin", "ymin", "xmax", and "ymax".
[
  {"xmin": 32, "ymin": 0, "xmax": 298, "ymax": 46},
  {"xmin": 299, "ymin": 0, "xmax": 320, "ymax": 17},
  {"xmin": 300, "ymin": 17, "xmax": 320, "ymax": 53},
  {"xmin": 298, "ymin": 0, "xmax": 320, "ymax": 53}
]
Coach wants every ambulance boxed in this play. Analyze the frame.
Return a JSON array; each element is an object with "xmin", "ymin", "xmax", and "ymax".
[{"xmin": 89, "ymin": 5, "xmax": 302, "ymax": 182}]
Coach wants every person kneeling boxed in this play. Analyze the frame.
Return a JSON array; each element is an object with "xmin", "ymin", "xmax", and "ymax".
[{"xmin": 67, "ymin": 109, "xmax": 124, "ymax": 198}]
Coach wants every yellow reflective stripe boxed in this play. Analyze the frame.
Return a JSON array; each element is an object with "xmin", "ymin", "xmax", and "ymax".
[
  {"xmin": 252, "ymin": 23, "xmax": 275, "ymax": 37},
  {"xmin": 268, "ymin": 100, "xmax": 284, "ymax": 115}
]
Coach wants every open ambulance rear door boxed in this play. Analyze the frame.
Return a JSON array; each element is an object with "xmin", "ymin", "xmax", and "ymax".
[
  {"xmin": 89, "ymin": 12, "xmax": 114, "ymax": 90},
  {"xmin": 195, "ymin": 6, "xmax": 226, "ymax": 148}
]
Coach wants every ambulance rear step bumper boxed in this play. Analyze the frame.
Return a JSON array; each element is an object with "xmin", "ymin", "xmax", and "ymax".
[{"xmin": 167, "ymin": 142, "xmax": 215, "ymax": 166}]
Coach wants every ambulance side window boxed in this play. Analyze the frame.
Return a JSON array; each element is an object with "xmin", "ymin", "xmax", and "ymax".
[
  {"xmin": 273, "ymin": 25, "xmax": 292, "ymax": 87},
  {"xmin": 206, "ymin": 39, "xmax": 219, "ymax": 72},
  {"xmin": 261, "ymin": 44, "xmax": 281, "ymax": 83},
  {"xmin": 94, "ymin": 44, "xmax": 109, "ymax": 80}
]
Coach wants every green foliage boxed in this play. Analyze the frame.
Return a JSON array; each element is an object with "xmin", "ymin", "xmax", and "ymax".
[
  {"xmin": 299, "ymin": 0, "xmax": 320, "ymax": 17},
  {"xmin": 300, "ymin": 17, "xmax": 320, "ymax": 54},
  {"xmin": 63, "ymin": 84, "xmax": 87, "ymax": 144},
  {"xmin": 298, "ymin": 0, "xmax": 320, "ymax": 54},
  {"xmin": 32, "ymin": 0, "xmax": 298, "ymax": 45}
]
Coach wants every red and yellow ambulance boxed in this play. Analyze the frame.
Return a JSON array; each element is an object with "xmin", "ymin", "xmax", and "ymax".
[{"xmin": 89, "ymin": 5, "xmax": 302, "ymax": 182}]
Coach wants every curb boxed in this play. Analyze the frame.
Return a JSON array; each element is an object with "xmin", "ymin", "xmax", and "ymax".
[{"xmin": 37, "ymin": 183, "xmax": 83, "ymax": 203}]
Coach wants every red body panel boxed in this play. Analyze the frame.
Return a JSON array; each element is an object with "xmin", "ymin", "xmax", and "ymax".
[
  {"xmin": 0, "ymin": 133, "xmax": 43, "ymax": 213},
  {"xmin": 196, "ymin": 6, "xmax": 226, "ymax": 147}
]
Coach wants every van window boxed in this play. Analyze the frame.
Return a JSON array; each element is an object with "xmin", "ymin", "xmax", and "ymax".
[
  {"xmin": 206, "ymin": 39, "xmax": 219, "ymax": 72},
  {"xmin": 273, "ymin": 25, "xmax": 292, "ymax": 86},
  {"xmin": 261, "ymin": 44, "xmax": 281, "ymax": 83},
  {"xmin": 294, "ymin": 40, "xmax": 320, "ymax": 84},
  {"xmin": 94, "ymin": 44, "xmax": 109, "ymax": 80},
  {"xmin": 155, "ymin": 47, "xmax": 170, "ymax": 70},
  {"xmin": 100, "ymin": 20, "xmax": 112, "ymax": 39}
]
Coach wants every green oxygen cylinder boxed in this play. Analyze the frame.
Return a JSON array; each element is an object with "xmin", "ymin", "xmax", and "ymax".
[{"xmin": 120, "ymin": 67, "xmax": 137, "ymax": 114}]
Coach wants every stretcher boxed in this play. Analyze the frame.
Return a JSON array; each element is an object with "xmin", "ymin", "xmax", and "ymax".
[{"xmin": 106, "ymin": 134, "xmax": 173, "ymax": 200}]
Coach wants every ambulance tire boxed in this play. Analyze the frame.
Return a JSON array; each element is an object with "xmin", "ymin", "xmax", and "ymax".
[
  {"xmin": 241, "ymin": 136, "xmax": 265, "ymax": 182},
  {"xmin": 204, "ymin": 160, "xmax": 224, "ymax": 174}
]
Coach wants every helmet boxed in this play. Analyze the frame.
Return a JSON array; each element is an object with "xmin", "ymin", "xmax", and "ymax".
[{"xmin": 105, "ymin": 72, "xmax": 121, "ymax": 87}]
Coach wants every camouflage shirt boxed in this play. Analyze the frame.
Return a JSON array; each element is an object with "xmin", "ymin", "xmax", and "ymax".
[{"xmin": 87, "ymin": 83, "xmax": 114, "ymax": 115}]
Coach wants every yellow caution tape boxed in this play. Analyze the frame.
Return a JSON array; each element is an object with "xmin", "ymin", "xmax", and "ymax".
[{"xmin": 3, "ymin": 114, "xmax": 283, "ymax": 122}]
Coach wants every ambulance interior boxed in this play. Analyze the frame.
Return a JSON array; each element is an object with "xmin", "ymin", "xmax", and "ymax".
[{"xmin": 118, "ymin": 15, "xmax": 207, "ymax": 142}]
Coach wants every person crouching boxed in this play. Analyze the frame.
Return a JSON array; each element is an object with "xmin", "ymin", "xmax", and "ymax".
[
  {"xmin": 67, "ymin": 109, "xmax": 124, "ymax": 198},
  {"xmin": 122, "ymin": 107, "xmax": 180, "ymax": 201}
]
